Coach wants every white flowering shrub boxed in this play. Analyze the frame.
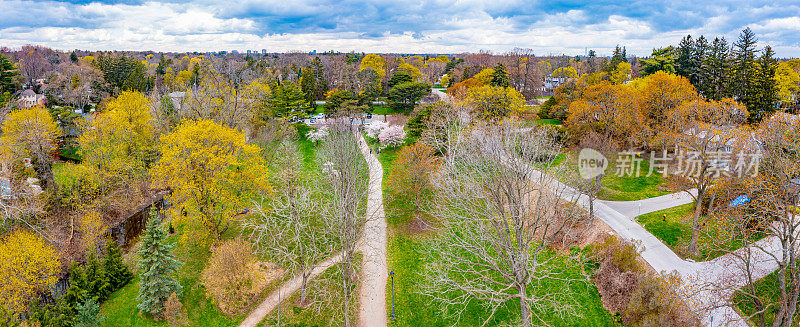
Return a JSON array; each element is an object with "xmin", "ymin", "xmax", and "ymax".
[
  {"xmin": 378, "ymin": 125, "xmax": 406, "ymax": 147},
  {"xmin": 365, "ymin": 121, "xmax": 389, "ymax": 139},
  {"xmin": 306, "ymin": 127, "xmax": 329, "ymax": 143}
]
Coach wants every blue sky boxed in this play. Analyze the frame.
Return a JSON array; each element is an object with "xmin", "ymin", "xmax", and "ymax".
[{"xmin": 0, "ymin": 0, "xmax": 799, "ymax": 56}]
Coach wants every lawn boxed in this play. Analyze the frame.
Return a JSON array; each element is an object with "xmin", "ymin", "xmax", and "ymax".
[
  {"xmin": 380, "ymin": 145, "xmax": 616, "ymax": 327},
  {"xmin": 599, "ymin": 159, "xmax": 670, "ymax": 201},
  {"xmin": 733, "ymin": 271, "xmax": 780, "ymax": 326},
  {"xmin": 371, "ymin": 105, "xmax": 407, "ymax": 116},
  {"xmin": 100, "ymin": 223, "xmax": 248, "ymax": 327},
  {"xmin": 554, "ymin": 152, "xmax": 670, "ymax": 201},
  {"xmin": 535, "ymin": 118, "xmax": 563, "ymax": 126},
  {"xmin": 637, "ymin": 204, "xmax": 693, "ymax": 249}
]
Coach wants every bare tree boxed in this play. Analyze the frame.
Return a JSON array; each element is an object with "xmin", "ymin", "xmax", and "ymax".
[
  {"xmin": 423, "ymin": 120, "xmax": 588, "ymax": 326},
  {"xmin": 317, "ymin": 121, "xmax": 368, "ymax": 326},
  {"xmin": 577, "ymin": 131, "xmax": 619, "ymax": 219},
  {"xmin": 705, "ymin": 113, "xmax": 800, "ymax": 327},
  {"xmin": 245, "ymin": 141, "xmax": 333, "ymax": 308}
]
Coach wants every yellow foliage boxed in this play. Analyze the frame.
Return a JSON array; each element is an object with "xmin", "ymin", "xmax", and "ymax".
[
  {"xmin": 776, "ymin": 61, "xmax": 800, "ymax": 104},
  {"xmin": 0, "ymin": 106, "xmax": 60, "ymax": 161},
  {"xmin": 360, "ymin": 54, "xmax": 386, "ymax": 79},
  {"xmin": 201, "ymin": 239, "xmax": 269, "ymax": 314},
  {"xmin": 609, "ymin": 62, "xmax": 631, "ymax": 85},
  {"xmin": 0, "ymin": 230, "xmax": 60, "ymax": 315},
  {"xmin": 79, "ymin": 91, "xmax": 154, "ymax": 188},
  {"xmin": 78, "ymin": 208, "xmax": 107, "ymax": 254},
  {"xmin": 150, "ymin": 120, "xmax": 270, "ymax": 245},
  {"xmin": 472, "ymin": 68, "xmax": 495, "ymax": 85},
  {"xmin": 465, "ymin": 85, "xmax": 525, "ymax": 120},
  {"xmin": 398, "ymin": 62, "xmax": 421, "ymax": 80},
  {"xmin": 552, "ymin": 66, "xmax": 578, "ymax": 78}
]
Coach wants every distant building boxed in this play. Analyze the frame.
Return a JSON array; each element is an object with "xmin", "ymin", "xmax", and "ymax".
[
  {"xmin": 17, "ymin": 89, "xmax": 47, "ymax": 108},
  {"xmin": 542, "ymin": 77, "xmax": 575, "ymax": 91},
  {"xmin": 261, "ymin": 49, "xmax": 267, "ymax": 54}
]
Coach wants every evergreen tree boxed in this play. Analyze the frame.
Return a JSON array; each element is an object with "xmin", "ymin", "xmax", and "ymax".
[
  {"xmin": 74, "ymin": 298, "xmax": 105, "ymax": 327},
  {"xmin": 0, "ymin": 53, "xmax": 20, "ymax": 94},
  {"xmin": 70, "ymin": 51, "xmax": 79, "ymax": 63},
  {"xmin": 676, "ymin": 35, "xmax": 696, "ymax": 81},
  {"xmin": 750, "ymin": 45, "xmax": 778, "ymax": 123},
  {"xmin": 64, "ymin": 263, "xmax": 90, "ymax": 307},
  {"xmin": 490, "ymin": 63, "xmax": 510, "ymax": 87},
  {"xmin": 137, "ymin": 207, "xmax": 182, "ymax": 317},
  {"xmin": 388, "ymin": 71, "xmax": 413, "ymax": 88},
  {"xmin": 300, "ymin": 66, "xmax": 317, "ymax": 106},
  {"xmin": 604, "ymin": 45, "xmax": 627, "ymax": 72},
  {"xmin": 700, "ymin": 37, "xmax": 731, "ymax": 100},
  {"xmin": 84, "ymin": 254, "xmax": 111, "ymax": 303},
  {"xmin": 730, "ymin": 28, "xmax": 759, "ymax": 108},
  {"xmin": 692, "ymin": 36, "xmax": 709, "ymax": 85},
  {"xmin": 104, "ymin": 241, "xmax": 133, "ymax": 291}
]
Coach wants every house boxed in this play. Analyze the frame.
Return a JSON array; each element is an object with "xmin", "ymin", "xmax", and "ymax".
[
  {"xmin": 542, "ymin": 77, "xmax": 575, "ymax": 91},
  {"xmin": 169, "ymin": 91, "xmax": 186, "ymax": 110},
  {"xmin": 17, "ymin": 89, "xmax": 47, "ymax": 108}
]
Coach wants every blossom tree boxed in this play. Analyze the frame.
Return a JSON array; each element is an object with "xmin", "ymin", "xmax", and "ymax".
[
  {"xmin": 364, "ymin": 121, "xmax": 389, "ymax": 139},
  {"xmin": 378, "ymin": 125, "xmax": 406, "ymax": 147}
]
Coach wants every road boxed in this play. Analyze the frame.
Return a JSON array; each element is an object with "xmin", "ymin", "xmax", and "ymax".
[{"xmin": 355, "ymin": 133, "xmax": 389, "ymax": 327}]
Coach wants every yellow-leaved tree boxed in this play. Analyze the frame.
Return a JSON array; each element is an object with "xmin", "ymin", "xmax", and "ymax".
[
  {"xmin": 151, "ymin": 119, "xmax": 270, "ymax": 244},
  {"xmin": 465, "ymin": 85, "xmax": 525, "ymax": 120},
  {"xmin": 359, "ymin": 54, "xmax": 386, "ymax": 79},
  {"xmin": 0, "ymin": 230, "xmax": 60, "ymax": 317},
  {"xmin": 79, "ymin": 91, "xmax": 155, "ymax": 192},
  {"xmin": 0, "ymin": 106, "xmax": 60, "ymax": 190}
]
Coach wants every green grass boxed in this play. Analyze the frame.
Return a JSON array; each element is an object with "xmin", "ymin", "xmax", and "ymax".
[
  {"xmin": 599, "ymin": 160, "xmax": 670, "ymax": 201},
  {"xmin": 535, "ymin": 118, "xmax": 563, "ymax": 126},
  {"xmin": 370, "ymin": 106, "xmax": 407, "ymax": 116},
  {"xmin": 100, "ymin": 224, "xmax": 247, "ymax": 326},
  {"xmin": 637, "ymin": 204, "xmax": 694, "ymax": 248},
  {"xmin": 380, "ymin": 144, "xmax": 615, "ymax": 327},
  {"xmin": 734, "ymin": 271, "xmax": 780, "ymax": 326}
]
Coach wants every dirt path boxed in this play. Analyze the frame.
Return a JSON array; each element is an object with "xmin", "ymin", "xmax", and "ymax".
[
  {"xmin": 356, "ymin": 133, "xmax": 389, "ymax": 327},
  {"xmin": 238, "ymin": 252, "xmax": 344, "ymax": 327}
]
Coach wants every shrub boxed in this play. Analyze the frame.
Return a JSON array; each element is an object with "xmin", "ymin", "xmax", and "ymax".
[
  {"xmin": 163, "ymin": 292, "xmax": 187, "ymax": 327},
  {"xmin": 201, "ymin": 239, "xmax": 267, "ymax": 314}
]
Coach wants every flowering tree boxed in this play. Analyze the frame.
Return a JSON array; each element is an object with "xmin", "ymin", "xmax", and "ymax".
[
  {"xmin": 306, "ymin": 127, "xmax": 329, "ymax": 143},
  {"xmin": 364, "ymin": 121, "xmax": 389, "ymax": 139},
  {"xmin": 378, "ymin": 125, "xmax": 406, "ymax": 147}
]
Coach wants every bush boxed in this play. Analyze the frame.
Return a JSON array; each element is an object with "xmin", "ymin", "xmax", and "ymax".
[
  {"xmin": 201, "ymin": 239, "xmax": 267, "ymax": 314},
  {"xmin": 163, "ymin": 292, "xmax": 187, "ymax": 327}
]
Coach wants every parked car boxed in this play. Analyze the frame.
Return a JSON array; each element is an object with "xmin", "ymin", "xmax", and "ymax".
[{"xmin": 366, "ymin": 112, "xmax": 372, "ymax": 119}]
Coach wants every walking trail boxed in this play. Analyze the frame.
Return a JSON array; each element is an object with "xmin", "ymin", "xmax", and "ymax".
[
  {"xmin": 239, "ymin": 133, "xmax": 388, "ymax": 327},
  {"xmin": 355, "ymin": 133, "xmax": 389, "ymax": 327},
  {"xmin": 521, "ymin": 161, "xmax": 780, "ymax": 327}
]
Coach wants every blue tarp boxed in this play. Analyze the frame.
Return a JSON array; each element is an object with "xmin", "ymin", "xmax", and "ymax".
[{"xmin": 728, "ymin": 195, "xmax": 750, "ymax": 207}]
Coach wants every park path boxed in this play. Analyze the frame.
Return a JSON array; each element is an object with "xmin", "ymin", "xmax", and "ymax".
[
  {"xmin": 355, "ymin": 133, "xmax": 389, "ymax": 327},
  {"xmin": 518, "ymin": 160, "xmax": 780, "ymax": 327},
  {"xmin": 238, "ymin": 251, "xmax": 345, "ymax": 327}
]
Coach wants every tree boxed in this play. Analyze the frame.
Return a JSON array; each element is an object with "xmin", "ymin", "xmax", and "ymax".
[
  {"xmin": 201, "ymin": 239, "xmax": 266, "ymax": 313},
  {"xmin": 775, "ymin": 60, "xmax": 800, "ymax": 108},
  {"xmin": 151, "ymin": 119, "xmax": 270, "ymax": 243},
  {"xmin": 655, "ymin": 98, "xmax": 748, "ymax": 255},
  {"xmin": 104, "ymin": 241, "xmax": 133, "ymax": 291},
  {"xmin": 79, "ymin": 91, "xmax": 154, "ymax": 193},
  {"xmin": 640, "ymin": 47, "xmax": 677, "ymax": 76},
  {"xmin": 95, "ymin": 54, "xmax": 151, "ymax": 94},
  {"xmin": 566, "ymin": 82, "xmax": 645, "ymax": 145},
  {"xmin": 424, "ymin": 121, "xmax": 588, "ymax": 327},
  {"xmin": 359, "ymin": 54, "xmax": 386, "ymax": 80},
  {"xmin": 266, "ymin": 81, "xmax": 307, "ymax": 119},
  {"xmin": 0, "ymin": 53, "xmax": 20, "ymax": 95},
  {"xmin": 386, "ymin": 143, "xmax": 440, "ymax": 223},
  {"xmin": 465, "ymin": 85, "xmax": 525, "ymax": 120},
  {"xmin": 699, "ymin": 37, "xmax": 730, "ymax": 100},
  {"xmin": 378, "ymin": 124, "xmax": 406, "ymax": 147},
  {"xmin": 245, "ymin": 141, "xmax": 331, "ymax": 306},
  {"xmin": 74, "ymin": 298, "xmax": 104, "ymax": 327},
  {"xmin": 489, "ymin": 63, "xmax": 510, "ymax": 87},
  {"xmin": 675, "ymin": 35, "xmax": 698, "ymax": 83},
  {"xmin": 323, "ymin": 90, "xmax": 356, "ymax": 116},
  {"xmin": 730, "ymin": 28, "xmax": 759, "ymax": 111},
  {"xmin": 137, "ymin": 207, "xmax": 182, "ymax": 317},
  {"xmin": 629, "ymin": 71, "xmax": 699, "ymax": 144},
  {"xmin": 1, "ymin": 106, "xmax": 60, "ymax": 191},
  {"xmin": 317, "ymin": 122, "xmax": 368, "ymax": 326},
  {"xmin": 387, "ymin": 71, "xmax": 412, "ymax": 88},
  {"xmin": 750, "ymin": 46, "xmax": 778, "ymax": 123},
  {"xmin": 0, "ymin": 230, "xmax": 60, "ymax": 317},
  {"xmin": 387, "ymin": 82, "xmax": 431, "ymax": 112}
]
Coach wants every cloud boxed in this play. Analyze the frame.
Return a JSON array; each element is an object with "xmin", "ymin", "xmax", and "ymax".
[{"xmin": 0, "ymin": 0, "xmax": 798, "ymax": 56}]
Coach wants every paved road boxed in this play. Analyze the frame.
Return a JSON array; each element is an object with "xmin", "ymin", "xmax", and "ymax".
[
  {"xmin": 600, "ymin": 189, "xmax": 697, "ymax": 219},
  {"xmin": 356, "ymin": 133, "xmax": 389, "ymax": 327}
]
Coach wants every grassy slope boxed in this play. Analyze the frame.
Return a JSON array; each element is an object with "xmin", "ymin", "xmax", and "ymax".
[{"xmin": 381, "ymin": 145, "xmax": 615, "ymax": 327}]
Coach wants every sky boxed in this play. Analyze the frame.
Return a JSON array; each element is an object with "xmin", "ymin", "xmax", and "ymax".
[{"xmin": 0, "ymin": 0, "xmax": 799, "ymax": 57}]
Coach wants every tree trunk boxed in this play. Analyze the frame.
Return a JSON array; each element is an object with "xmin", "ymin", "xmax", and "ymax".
[{"xmin": 519, "ymin": 286, "xmax": 530, "ymax": 327}]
